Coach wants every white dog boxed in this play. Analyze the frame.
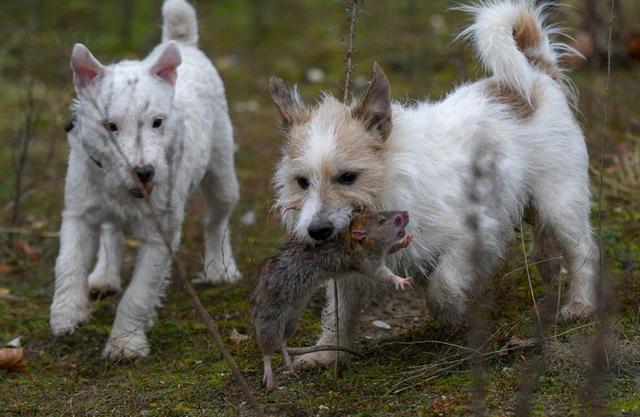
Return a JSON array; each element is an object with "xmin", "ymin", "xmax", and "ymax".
[
  {"xmin": 269, "ymin": 0, "xmax": 598, "ymax": 369},
  {"xmin": 50, "ymin": 0, "xmax": 241, "ymax": 359}
]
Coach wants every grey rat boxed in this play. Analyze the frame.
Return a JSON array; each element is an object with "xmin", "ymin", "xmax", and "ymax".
[{"xmin": 251, "ymin": 211, "xmax": 413, "ymax": 390}]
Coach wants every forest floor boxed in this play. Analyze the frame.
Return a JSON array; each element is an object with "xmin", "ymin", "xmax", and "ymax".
[{"xmin": 1, "ymin": 1, "xmax": 639, "ymax": 415}]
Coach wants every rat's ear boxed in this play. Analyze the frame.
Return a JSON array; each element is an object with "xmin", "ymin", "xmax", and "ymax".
[
  {"xmin": 269, "ymin": 76, "xmax": 308, "ymax": 128},
  {"xmin": 352, "ymin": 62, "xmax": 392, "ymax": 139},
  {"xmin": 71, "ymin": 43, "xmax": 105, "ymax": 89},
  {"xmin": 150, "ymin": 41, "xmax": 182, "ymax": 85},
  {"xmin": 351, "ymin": 229, "xmax": 368, "ymax": 242}
]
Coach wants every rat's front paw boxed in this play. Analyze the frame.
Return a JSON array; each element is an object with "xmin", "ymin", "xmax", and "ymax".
[{"xmin": 394, "ymin": 277, "xmax": 414, "ymax": 291}]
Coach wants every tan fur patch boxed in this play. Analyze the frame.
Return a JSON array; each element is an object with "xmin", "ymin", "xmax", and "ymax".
[
  {"xmin": 514, "ymin": 11, "xmax": 541, "ymax": 53},
  {"xmin": 486, "ymin": 81, "xmax": 538, "ymax": 119},
  {"xmin": 513, "ymin": 10, "xmax": 560, "ymax": 81},
  {"xmin": 280, "ymin": 96, "xmax": 388, "ymax": 216}
]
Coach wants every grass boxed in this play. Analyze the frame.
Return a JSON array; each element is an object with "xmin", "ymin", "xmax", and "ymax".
[{"xmin": 1, "ymin": 0, "xmax": 640, "ymax": 415}]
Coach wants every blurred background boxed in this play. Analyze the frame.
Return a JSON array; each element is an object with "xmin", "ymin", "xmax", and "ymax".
[{"xmin": 1, "ymin": 1, "xmax": 639, "ymax": 416}]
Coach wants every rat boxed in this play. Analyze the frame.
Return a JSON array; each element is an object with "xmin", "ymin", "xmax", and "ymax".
[{"xmin": 251, "ymin": 211, "xmax": 413, "ymax": 390}]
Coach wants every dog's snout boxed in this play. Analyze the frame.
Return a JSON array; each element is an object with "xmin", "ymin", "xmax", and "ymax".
[
  {"xmin": 308, "ymin": 221, "xmax": 334, "ymax": 241},
  {"xmin": 134, "ymin": 165, "xmax": 155, "ymax": 184}
]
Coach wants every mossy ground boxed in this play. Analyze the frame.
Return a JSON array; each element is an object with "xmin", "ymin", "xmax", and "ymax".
[{"xmin": 1, "ymin": 1, "xmax": 639, "ymax": 416}]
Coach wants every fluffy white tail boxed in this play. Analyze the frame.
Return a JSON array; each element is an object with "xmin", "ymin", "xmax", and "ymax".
[
  {"xmin": 459, "ymin": 1, "xmax": 568, "ymax": 101},
  {"xmin": 162, "ymin": 0, "xmax": 198, "ymax": 46}
]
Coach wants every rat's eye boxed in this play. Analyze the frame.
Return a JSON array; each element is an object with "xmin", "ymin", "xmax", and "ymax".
[
  {"xmin": 338, "ymin": 172, "xmax": 358, "ymax": 185},
  {"xmin": 296, "ymin": 176, "xmax": 310, "ymax": 190},
  {"xmin": 103, "ymin": 121, "xmax": 118, "ymax": 133},
  {"xmin": 152, "ymin": 118, "xmax": 163, "ymax": 129},
  {"xmin": 378, "ymin": 218, "xmax": 387, "ymax": 225}
]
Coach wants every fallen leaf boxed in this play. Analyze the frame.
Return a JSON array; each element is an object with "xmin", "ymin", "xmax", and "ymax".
[
  {"xmin": 500, "ymin": 336, "xmax": 537, "ymax": 355},
  {"xmin": 0, "ymin": 347, "xmax": 28, "ymax": 372},
  {"xmin": 0, "ymin": 263, "xmax": 13, "ymax": 275},
  {"xmin": 15, "ymin": 240, "xmax": 40, "ymax": 257},
  {"xmin": 432, "ymin": 395, "xmax": 454, "ymax": 416},
  {"xmin": 230, "ymin": 329, "xmax": 249, "ymax": 346},
  {"xmin": 372, "ymin": 320, "xmax": 392, "ymax": 330}
]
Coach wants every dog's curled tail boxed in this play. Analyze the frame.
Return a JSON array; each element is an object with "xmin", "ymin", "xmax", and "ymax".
[
  {"xmin": 459, "ymin": 1, "xmax": 571, "ymax": 102},
  {"xmin": 162, "ymin": 0, "xmax": 198, "ymax": 46}
]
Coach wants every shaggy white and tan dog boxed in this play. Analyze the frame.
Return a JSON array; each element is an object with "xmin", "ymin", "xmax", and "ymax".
[
  {"xmin": 269, "ymin": 0, "xmax": 598, "ymax": 369},
  {"xmin": 50, "ymin": 0, "xmax": 241, "ymax": 359}
]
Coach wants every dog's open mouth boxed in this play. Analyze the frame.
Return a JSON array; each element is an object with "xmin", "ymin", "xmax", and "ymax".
[{"xmin": 129, "ymin": 184, "xmax": 153, "ymax": 199}]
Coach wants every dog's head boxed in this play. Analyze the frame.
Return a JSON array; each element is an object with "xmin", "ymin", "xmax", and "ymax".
[
  {"xmin": 271, "ymin": 63, "xmax": 393, "ymax": 243},
  {"xmin": 68, "ymin": 42, "xmax": 182, "ymax": 198}
]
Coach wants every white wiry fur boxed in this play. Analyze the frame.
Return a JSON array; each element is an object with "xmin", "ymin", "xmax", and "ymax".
[
  {"xmin": 271, "ymin": 0, "xmax": 598, "ymax": 369},
  {"xmin": 50, "ymin": 0, "xmax": 242, "ymax": 359}
]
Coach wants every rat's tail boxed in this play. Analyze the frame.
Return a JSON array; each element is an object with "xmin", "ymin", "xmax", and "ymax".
[{"xmin": 162, "ymin": 0, "xmax": 198, "ymax": 46}]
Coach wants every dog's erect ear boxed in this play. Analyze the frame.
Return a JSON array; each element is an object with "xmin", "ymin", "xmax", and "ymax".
[
  {"xmin": 352, "ymin": 62, "xmax": 392, "ymax": 139},
  {"xmin": 71, "ymin": 44, "xmax": 105, "ymax": 89},
  {"xmin": 150, "ymin": 41, "xmax": 182, "ymax": 85},
  {"xmin": 269, "ymin": 77, "xmax": 307, "ymax": 128},
  {"xmin": 351, "ymin": 229, "xmax": 368, "ymax": 242}
]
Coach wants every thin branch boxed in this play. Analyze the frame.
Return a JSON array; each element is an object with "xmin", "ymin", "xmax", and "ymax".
[
  {"xmin": 334, "ymin": 0, "xmax": 361, "ymax": 379},
  {"xmin": 342, "ymin": 0, "xmax": 360, "ymax": 103}
]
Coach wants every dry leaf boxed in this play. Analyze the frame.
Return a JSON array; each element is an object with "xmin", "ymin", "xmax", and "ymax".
[
  {"xmin": 432, "ymin": 395, "xmax": 454, "ymax": 416},
  {"xmin": 15, "ymin": 240, "xmax": 40, "ymax": 257},
  {"xmin": 229, "ymin": 329, "xmax": 249, "ymax": 346},
  {"xmin": 0, "ymin": 263, "xmax": 12, "ymax": 275},
  {"xmin": 500, "ymin": 336, "xmax": 538, "ymax": 355},
  {"xmin": 0, "ymin": 347, "xmax": 28, "ymax": 372}
]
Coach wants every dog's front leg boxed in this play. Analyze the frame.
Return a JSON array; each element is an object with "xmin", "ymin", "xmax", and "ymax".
[
  {"xmin": 50, "ymin": 214, "xmax": 99, "ymax": 336},
  {"xmin": 293, "ymin": 271, "xmax": 366, "ymax": 370},
  {"xmin": 103, "ymin": 237, "xmax": 173, "ymax": 360}
]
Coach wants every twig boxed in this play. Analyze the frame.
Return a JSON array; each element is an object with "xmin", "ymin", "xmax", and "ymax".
[
  {"xmin": 334, "ymin": 0, "xmax": 361, "ymax": 379},
  {"xmin": 0, "ymin": 227, "xmax": 59, "ymax": 239},
  {"xmin": 585, "ymin": 0, "xmax": 615, "ymax": 414},
  {"xmin": 287, "ymin": 344, "xmax": 366, "ymax": 359},
  {"xmin": 342, "ymin": 0, "xmax": 360, "ymax": 103}
]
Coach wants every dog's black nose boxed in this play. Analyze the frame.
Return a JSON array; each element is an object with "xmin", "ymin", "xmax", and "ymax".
[
  {"xmin": 308, "ymin": 221, "xmax": 334, "ymax": 241},
  {"xmin": 134, "ymin": 165, "xmax": 155, "ymax": 184}
]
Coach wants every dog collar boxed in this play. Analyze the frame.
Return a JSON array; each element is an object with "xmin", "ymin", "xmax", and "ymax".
[{"xmin": 65, "ymin": 116, "xmax": 103, "ymax": 169}]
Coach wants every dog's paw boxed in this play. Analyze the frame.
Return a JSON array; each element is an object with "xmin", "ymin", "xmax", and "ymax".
[
  {"xmin": 88, "ymin": 272, "xmax": 121, "ymax": 299},
  {"xmin": 559, "ymin": 299, "xmax": 595, "ymax": 322},
  {"xmin": 50, "ymin": 300, "xmax": 91, "ymax": 336},
  {"xmin": 292, "ymin": 349, "xmax": 336, "ymax": 370},
  {"xmin": 102, "ymin": 331, "xmax": 150, "ymax": 360},
  {"xmin": 195, "ymin": 262, "xmax": 243, "ymax": 285}
]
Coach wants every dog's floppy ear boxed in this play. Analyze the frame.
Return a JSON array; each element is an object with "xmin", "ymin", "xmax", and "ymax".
[
  {"xmin": 352, "ymin": 62, "xmax": 392, "ymax": 139},
  {"xmin": 150, "ymin": 41, "xmax": 182, "ymax": 85},
  {"xmin": 71, "ymin": 44, "xmax": 105, "ymax": 89},
  {"xmin": 269, "ymin": 77, "xmax": 307, "ymax": 128}
]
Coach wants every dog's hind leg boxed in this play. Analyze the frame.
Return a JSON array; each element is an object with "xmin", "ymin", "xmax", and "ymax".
[
  {"xmin": 196, "ymin": 117, "xmax": 241, "ymax": 284},
  {"xmin": 88, "ymin": 223, "xmax": 123, "ymax": 298},
  {"xmin": 532, "ymin": 176, "xmax": 598, "ymax": 321}
]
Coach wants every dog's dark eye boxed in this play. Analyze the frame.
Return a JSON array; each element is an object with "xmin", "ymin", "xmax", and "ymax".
[
  {"xmin": 152, "ymin": 118, "xmax": 163, "ymax": 129},
  {"xmin": 103, "ymin": 121, "xmax": 118, "ymax": 133},
  {"xmin": 296, "ymin": 177, "xmax": 310, "ymax": 190},
  {"xmin": 338, "ymin": 172, "xmax": 358, "ymax": 185}
]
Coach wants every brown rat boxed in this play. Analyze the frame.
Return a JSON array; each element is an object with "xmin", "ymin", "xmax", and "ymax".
[{"xmin": 251, "ymin": 211, "xmax": 413, "ymax": 390}]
